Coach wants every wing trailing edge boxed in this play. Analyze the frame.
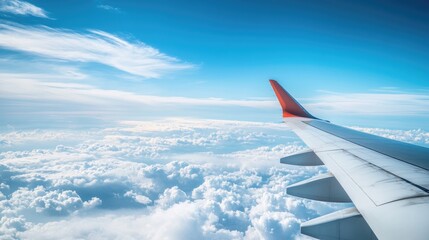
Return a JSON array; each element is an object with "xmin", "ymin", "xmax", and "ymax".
[
  {"xmin": 301, "ymin": 207, "xmax": 378, "ymax": 240},
  {"xmin": 287, "ymin": 173, "xmax": 351, "ymax": 203},
  {"xmin": 280, "ymin": 150, "xmax": 324, "ymax": 166}
]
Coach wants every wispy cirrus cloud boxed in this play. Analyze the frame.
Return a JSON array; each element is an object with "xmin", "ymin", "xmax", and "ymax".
[
  {"xmin": 0, "ymin": 74, "xmax": 276, "ymax": 108},
  {"xmin": 307, "ymin": 91, "xmax": 429, "ymax": 116},
  {"xmin": 349, "ymin": 127, "xmax": 429, "ymax": 145},
  {"xmin": 97, "ymin": 4, "xmax": 121, "ymax": 13},
  {"xmin": 0, "ymin": 23, "xmax": 193, "ymax": 78},
  {"xmin": 0, "ymin": 0, "xmax": 48, "ymax": 18},
  {"xmin": 3, "ymin": 71, "xmax": 429, "ymax": 119}
]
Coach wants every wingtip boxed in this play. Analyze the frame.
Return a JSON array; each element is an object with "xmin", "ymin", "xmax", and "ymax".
[{"xmin": 269, "ymin": 79, "xmax": 317, "ymax": 119}]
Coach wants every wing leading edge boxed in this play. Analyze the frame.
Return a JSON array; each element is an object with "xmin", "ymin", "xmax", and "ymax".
[{"xmin": 269, "ymin": 79, "xmax": 429, "ymax": 240}]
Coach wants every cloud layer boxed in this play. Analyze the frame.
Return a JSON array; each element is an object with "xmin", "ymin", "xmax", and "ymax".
[
  {"xmin": 0, "ymin": 119, "xmax": 345, "ymax": 239},
  {"xmin": 0, "ymin": 23, "xmax": 192, "ymax": 78},
  {"xmin": 97, "ymin": 4, "xmax": 121, "ymax": 13},
  {"xmin": 1, "ymin": 118, "xmax": 427, "ymax": 239}
]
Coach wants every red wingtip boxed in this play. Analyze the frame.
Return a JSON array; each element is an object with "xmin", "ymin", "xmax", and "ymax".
[{"xmin": 269, "ymin": 79, "xmax": 316, "ymax": 119}]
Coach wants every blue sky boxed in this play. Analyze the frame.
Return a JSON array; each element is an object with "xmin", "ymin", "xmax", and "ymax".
[{"xmin": 0, "ymin": 0, "xmax": 429, "ymax": 129}]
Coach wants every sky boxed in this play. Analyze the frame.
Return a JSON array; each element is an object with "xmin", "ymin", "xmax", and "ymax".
[
  {"xmin": 0, "ymin": 0, "xmax": 429, "ymax": 239},
  {"xmin": 0, "ymin": 0, "xmax": 428, "ymax": 129}
]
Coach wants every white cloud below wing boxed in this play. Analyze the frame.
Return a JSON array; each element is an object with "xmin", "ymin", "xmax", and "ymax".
[{"xmin": 1, "ymin": 119, "xmax": 425, "ymax": 239}]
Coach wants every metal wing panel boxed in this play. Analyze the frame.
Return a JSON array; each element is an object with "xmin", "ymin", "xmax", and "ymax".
[
  {"xmin": 318, "ymin": 150, "xmax": 427, "ymax": 205},
  {"xmin": 306, "ymin": 120, "xmax": 429, "ymax": 171},
  {"xmin": 286, "ymin": 118, "xmax": 429, "ymax": 240},
  {"xmin": 268, "ymin": 79, "xmax": 429, "ymax": 239},
  {"xmin": 301, "ymin": 207, "xmax": 378, "ymax": 240}
]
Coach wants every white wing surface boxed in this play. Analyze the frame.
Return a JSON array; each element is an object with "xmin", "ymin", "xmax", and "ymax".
[{"xmin": 269, "ymin": 80, "xmax": 429, "ymax": 240}]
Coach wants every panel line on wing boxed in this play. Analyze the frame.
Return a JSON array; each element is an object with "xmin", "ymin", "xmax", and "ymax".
[
  {"xmin": 324, "ymin": 149, "xmax": 428, "ymax": 206},
  {"xmin": 322, "ymin": 150, "xmax": 378, "ymax": 205},
  {"xmin": 334, "ymin": 149, "xmax": 429, "ymax": 194},
  {"xmin": 304, "ymin": 120, "xmax": 429, "ymax": 171}
]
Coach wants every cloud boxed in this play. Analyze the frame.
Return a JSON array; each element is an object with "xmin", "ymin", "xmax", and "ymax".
[
  {"xmin": 124, "ymin": 190, "xmax": 152, "ymax": 205},
  {"xmin": 0, "ymin": 215, "xmax": 30, "ymax": 239},
  {"xmin": 0, "ymin": 129, "xmax": 93, "ymax": 149},
  {"xmin": 248, "ymin": 211, "xmax": 300, "ymax": 240},
  {"xmin": 5, "ymin": 186, "xmax": 101, "ymax": 216},
  {"xmin": 0, "ymin": 0, "xmax": 48, "ymax": 18},
  {"xmin": 156, "ymin": 186, "xmax": 187, "ymax": 209},
  {"xmin": 97, "ymin": 4, "xmax": 120, "ymax": 13},
  {"xmin": 2, "ymin": 69, "xmax": 428, "ymax": 122},
  {"xmin": 0, "ymin": 118, "xmax": 340, "ymax": 239},
  {"xmin": 18, "ymin": 202, "xmax": 240, "ymax": 240},
  {"xmin": 0, "ymin": 23, "xmax": 193, "ymax": 78},
  {"xmin": 1, "ymin": 119, "xmax": 423, "ymax": 239},
  {"xmin": 0, "ymin": 74, "xmax": 277, "ymax": 109},
  {"xmin": 349, "ymin": 126, "xmax": 429, "ymax": 145},
  {"xmin": 307, "ymin": 91, "xmax": 429, "ymax": 116}
]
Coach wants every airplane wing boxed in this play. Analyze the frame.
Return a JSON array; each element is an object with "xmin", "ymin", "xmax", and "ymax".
[{"xmin": 269, "ymin": 80, "xmax": 429, "ymax": 240}]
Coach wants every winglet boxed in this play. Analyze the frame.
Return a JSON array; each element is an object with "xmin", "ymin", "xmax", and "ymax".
[{"xmin": 269, "ymin": 79, "xmax": 317, "ymax": 119}]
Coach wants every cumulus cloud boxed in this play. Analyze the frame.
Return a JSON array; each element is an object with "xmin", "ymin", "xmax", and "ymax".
[
  {"xmin": 1, "ymin": 118, "xmax": 422, "ymax": 239},
  {"xmin": 0, "ymin": 119, "xmax": 320, "ymax": 239},
  {"xmin": 0, "ymin": 23, "xmax": 193, "ymax": 78},
  {"xmin": 0, "ymin": 0, "xmax": 48, "ymax": 18},
  {"xmin": 5, "ymin": 186, "xmax": 100, "ymax": 216},
  {"xmin": 19, "ymin": 202, "xmax": 237, "ymax": 240},
  {"xmin": 156, "ymin": 186, "xmax": 187, "ymax": 209},
  {"xmin": 248, "ymin": 211, "xmax": 300, "ymax": 240},
  {"xmin": 0, "ymin": 129, "xmax": 93, "ymax": 150},
  {"xmin": 0, "ymin": 215, "xmax": 30, "ymax": 239},
  {"xmin": 124, "ymin": 190, "xmax": 152, "ymax": 205}
]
